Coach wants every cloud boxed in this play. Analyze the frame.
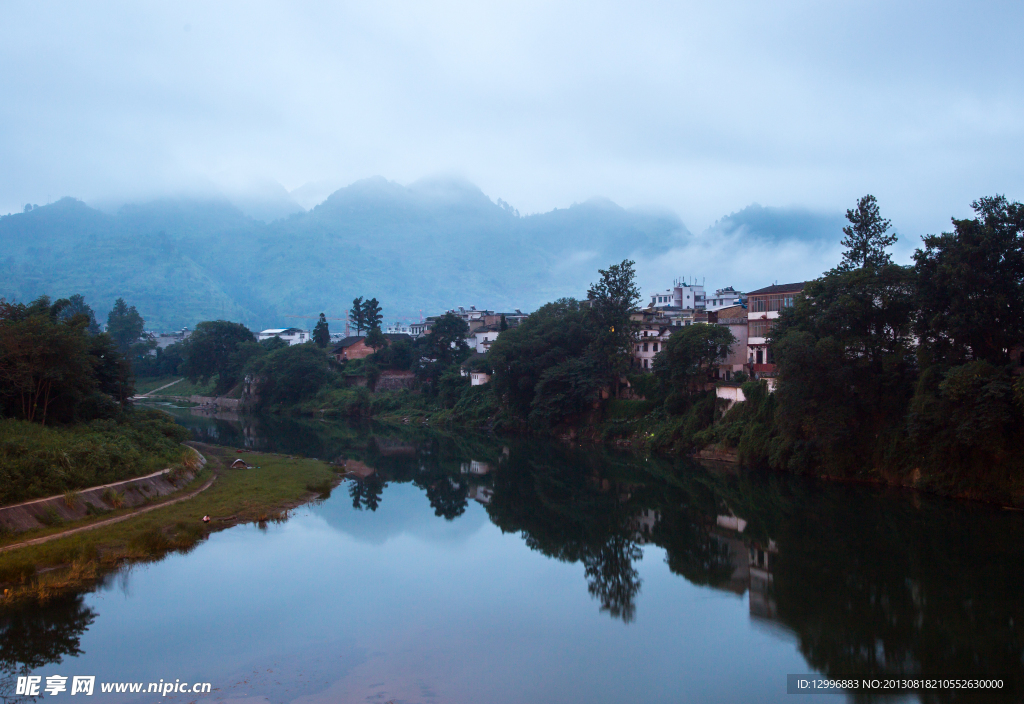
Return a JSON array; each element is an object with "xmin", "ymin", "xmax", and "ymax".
[{"xmin": 0, "ymin": 1, "xmax": 1020, "ymax": 236}]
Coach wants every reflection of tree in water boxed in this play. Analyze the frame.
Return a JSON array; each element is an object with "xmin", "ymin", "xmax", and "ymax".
[
  {"xmin": 582, "ymin": 535, "xmax": 643, "ymax": 623},
  {"xmin": 0, "ymin": 596, "xmax": 95, "ymax": 703},
  {"xmin": 349, "ymin": 474, "xmax": 387, "ymax": 511},
  {"xmin": 421, "ymin": 476, "xmax": 468, "ymax": 520}
]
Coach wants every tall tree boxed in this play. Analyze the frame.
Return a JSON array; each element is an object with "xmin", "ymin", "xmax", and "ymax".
[
  {"xmin": 424, "ymin": 312, "xmax": 470, "ymax": 368},
  {"xmin": 586, "ymin": 260, "xmax": 641, "ymax": 396},
  {"xmin": 106, "ymin": 298, "xmax": 144, "ymax": 354},
  {"xmin": 362, "ymin": 297, "xmax": 383, "ymax": 332},
  {"xmin": 836, "ymin": 195, "xmax": 897, "ymax": 271},
  {"xmin": 313, "ymin": 313, "xmax": 330, "ymax": 348},
  {"xmin": 350, "ymin": 297, "xmax": 365, "ymax": 335}
]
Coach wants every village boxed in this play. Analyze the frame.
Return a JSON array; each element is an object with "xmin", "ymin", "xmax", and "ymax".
[{"xmin": 145, "ymin": 278, "xmax": 804, "ymax": 404}]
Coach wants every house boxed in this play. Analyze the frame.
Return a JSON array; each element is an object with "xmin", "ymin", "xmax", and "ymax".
[
  {"xmin": 258, "ymin": 328, "xmax": 310, "ymax": 345},
  {"xmin": 705, "ymin": 287, "xmax": 747, "ymax": 312},
  {"xmin": 649, "ymin": 278, "xmax": 706, "ymax": 311},
  {"xmin": 470, "ymin": 371, "xmax": 491, "ymax": 386},
  {"xmin": 709, "ymin": 305, "xmax": 748, "ymax": 379},
  {"xmin": 331, "ymin": 334, "xmax": 411, "ymax": 362},
  {"xmin": 633, "ymin": 324, "xmax": 672, "ymax": 371},
  {"xmin": 469, "ymin": 323, "xmax": 502, "ymax": 354},
  {"xmin": 746, "ymin": 282, "xmax": 806, "ymax": 375}
]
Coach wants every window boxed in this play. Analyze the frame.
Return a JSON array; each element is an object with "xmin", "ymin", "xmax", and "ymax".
[
  {"xmin": 642, "ymin": 343, "xmax": 648, "ymax": 352},
  {"xmin": 756, "ymin": 349, "xmax": 763, "ymax": 364},
  {"xmin": 643, "ymin": 358, "xmax": 649, "ymax": 368},
  {"xmin": 652, "ymin": 343, "xmax": 658, "ymax": 352},
  {"xmin": 749, "ymin": 320, "xmax": 774, "ymax": 338}
]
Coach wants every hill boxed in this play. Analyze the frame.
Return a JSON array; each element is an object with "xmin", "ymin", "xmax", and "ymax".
[{"xmin": 0, "ymin": 177, "xmax": 689, "ymax": 330}]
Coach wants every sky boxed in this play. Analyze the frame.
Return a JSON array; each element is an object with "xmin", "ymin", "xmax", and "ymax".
[{"xmin": 2, "ymin": 0, "xmax": 1022, "ymax": 242}]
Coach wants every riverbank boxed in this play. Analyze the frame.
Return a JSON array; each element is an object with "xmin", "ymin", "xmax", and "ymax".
[{"xmin": 0, "ymin": 443, "xmax": 343, "ymax": 605}]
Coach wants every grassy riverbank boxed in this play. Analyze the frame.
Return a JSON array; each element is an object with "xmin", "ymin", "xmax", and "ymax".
[
  {"xmin": 0, "ymin": 443, "xmax": 341, "ymax": 604},
  {"xmin": 0, "ymin": 410, "xmax": 191, "ymax": 506}
]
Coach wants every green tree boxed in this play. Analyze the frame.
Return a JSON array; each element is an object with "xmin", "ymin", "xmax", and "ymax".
[
  {"xmin": 350, "ymin": 297, "xmax": 365, "ymax": 335},
  {"xmin": 500, "ymin": 314, "xmax": 508, "ymax": 331},
  {"xmin": 246, "ymin": 344, "xmax": 332, "ymax": 409},
  {"xmin": 106, "ymin": 298, "xmax": 145, "ymax": 354},
  {"xmin": 913, "ymin": 195, "xmax": 1024, "ymax": 366},
  {"xmin": 585, "ymin": 260, "xmax": 641, "ymax": 396},
  {"xmin": 652, "ymin": 324, "xmax": 736, "ymax": 395},
  {"xmin": 770, "ymin": 196, "xmax": 917, "ymax": 475},
  {"xmin": 59, "ymin": 294, "xmax": 101, "ymax": 335},
  {"xmin": 836, "ymin": 194, "xmax": 897, "ymax": 271},
  {"xmin": 362, "ymin": 297, "xmax": 383, "ymax": 331},
  {"xmin": 313, "ymin": 313, "xmax": 330, "ymax": 348},
  {"xmin": 365, "ymin": 325, "xmax": 386, "ymax": 353},
  {"xmin": 0, "ymin": 296, "xmax": 132, "ymax": 424},
  {"xmin": 179, "ymin": 320, "xmax": 255, "ymax": 394},
  {"xmin": 424, "ymin": 312, "xmax": 470, "ymax": 368}
]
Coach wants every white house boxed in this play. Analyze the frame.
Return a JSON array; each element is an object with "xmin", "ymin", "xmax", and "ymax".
[
  {"xmin": 634, "ymin": 325, "xmax": 672, "ymax": 371},
  {"xmin": 469, "ymin": 324, "xmax": 502, "ymax": 354},
  {"xmin": 257, "ymin": 328, "xmax": 310, "ymax": 345},
  {"xmin": 649, "ymin": 279, "xmax": 706, "ymax": 310}
]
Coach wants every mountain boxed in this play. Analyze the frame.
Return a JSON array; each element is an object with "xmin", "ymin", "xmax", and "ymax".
[{"xmin": 0, "ymin": 177, "xmax": 689, "ymax": 330}]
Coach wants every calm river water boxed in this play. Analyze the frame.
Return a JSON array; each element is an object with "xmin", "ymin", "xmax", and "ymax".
[{"xmin": 3, "ymin": 404, "xmax": 1022, "ymax": 703}]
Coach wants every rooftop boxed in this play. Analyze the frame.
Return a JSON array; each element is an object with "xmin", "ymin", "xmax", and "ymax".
[{"xmin": 747, "ymin": 282, "xmax": 807, "ymax": 296}]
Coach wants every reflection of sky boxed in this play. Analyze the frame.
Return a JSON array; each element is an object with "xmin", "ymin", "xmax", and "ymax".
[
  {"xmin": 316, "ymin": 482, "xmax": 487, "ymax": 546},
  {"xmin": 42, "ymin": 483, "xmax": 848, "ymax": 704}
]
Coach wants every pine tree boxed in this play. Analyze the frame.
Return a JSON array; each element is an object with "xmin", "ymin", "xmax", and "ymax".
[
  {"xmin": 313, "ymin": 313, "xmax": 330, "ymax": 348},
  {"xmin": 350, "ymin": 297, "xmax": 365, "ymax": 335},
  {"xmin": 362, "ymin": 298, "xmax": 383, "ymax": 331},
  {"xmin": 837, "ymin": 195, "xmax": 897, "ymax": 271}
]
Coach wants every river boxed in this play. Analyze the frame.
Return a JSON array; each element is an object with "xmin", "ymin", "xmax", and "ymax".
[{"xmin": 2, "ymin": 402, "xmax": 1021, "ymax": 703}]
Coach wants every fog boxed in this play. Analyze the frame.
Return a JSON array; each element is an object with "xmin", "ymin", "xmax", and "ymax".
[{"xmin": 2, "ymin": 1, "xmax": 1021, "ymax": 242}]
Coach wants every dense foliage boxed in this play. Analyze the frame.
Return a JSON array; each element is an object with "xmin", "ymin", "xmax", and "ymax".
[{"xmin": 0, "ymin": 296, "xmax": 133, "ymax": 425}]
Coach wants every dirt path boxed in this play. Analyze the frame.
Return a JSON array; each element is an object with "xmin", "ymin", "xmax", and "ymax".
[
  {"xmin": 137, "ymin": 378, "xmax": 183, "ymax": 398},
  {"xmin": 0, "ymin": 449, "xmax": 215, "ymax": 555}
]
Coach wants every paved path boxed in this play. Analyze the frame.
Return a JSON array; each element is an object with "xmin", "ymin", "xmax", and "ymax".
[{"xmin": 0, "ymin": 449, "xmax": 213, "ymax": 555}]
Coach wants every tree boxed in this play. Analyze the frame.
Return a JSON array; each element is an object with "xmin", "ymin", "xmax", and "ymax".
[
  {"xmin": 500, "ymin": 314, "xmax": 508, "ymax": 332},
  {"xmin": 423, "ymin": 312, "xmax": 470, "ymax": 368},
  {"xmin": 362, "ymin": 298, "xmax": 383, "ymax": 331},
  {"xmin": 106, "ymin": 298, "xmax": 144, "ymax": 354},
  {"xmin": 59, "ymin": 294, "xmax": 101, "ymax": 335},
  {"xmin": 652, "ymin": 324, "xmax": 736, "ymax": 395},
  {"xmin": 913, "ymin": 195, "xmax": 1024, "ymax": 366},
  {"xmin": 365, "ymin": 326, "xmax": 386, "ymax": 353},
  {"xmin": 179, "ymin": 320, "xmax": 255, "ymax": 394},
  {"xmin": 313, "ymin": 313, "xmax": 330, "ymax": 348},
  {"xmin": 350, "ymin": 297, "xmax": 365, "ymax": 335},
  {"xmin": 245, "ymin": 344, "xmax": 332, "ymax": 409},
  {"xmin": 836, "ymin": 195, "xmax": 897, "ymax": 271},
  {"xmin": 0, "ymin": 296, "xmax": 132, "ymax": 424},
  {"xmin": 585, "ymin": 260, "xmax": 641, "ymax": 396}
]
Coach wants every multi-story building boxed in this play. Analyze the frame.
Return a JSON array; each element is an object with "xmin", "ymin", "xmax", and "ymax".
[
  {"xmin": 746, "ymin": 282, "xmax": 805, "ymax": 375},
  {"xmin": 708, "ymin": 305, "xmax": 748, "ymax": 379},
  {"xmin": 649, "ymin": 279, "xmax": 705, "ymax": 310}
]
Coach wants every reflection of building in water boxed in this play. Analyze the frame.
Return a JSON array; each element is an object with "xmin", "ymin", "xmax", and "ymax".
[
  {"xmin": 632, "ymin": 509, "xmax": 659, "ymax": 543},
  {"xmin": 460, "ymin": 460, "xmax": 492, "ymax": 475},
  {"xmin": 710, "ymin": 510, "xmax": 779, "ymax": 620},
  {"xmin": 468, "ymin": 485, "xmax": 493, "ymax": 504},
  {"xmin": 373, "ymin": 438, "xmax": 416, "ymax": 457},
  {"xmin": 748, "ymin": 540, "xmax": 778, "ymax": 620}
]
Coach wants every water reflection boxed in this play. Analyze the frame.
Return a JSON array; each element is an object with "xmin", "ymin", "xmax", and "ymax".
[
  {"xmin": 51, "ymin": 407, "xmax": 1024, "ymax": 699},
  {"xmin": 0, "ymin": 596, "xmax": 95, "ymax": 704}
]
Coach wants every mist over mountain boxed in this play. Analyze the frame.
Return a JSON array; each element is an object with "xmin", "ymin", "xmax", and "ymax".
[{"xmin": 0, "ymin": 177, "xmax": 695, "ymax": 330}]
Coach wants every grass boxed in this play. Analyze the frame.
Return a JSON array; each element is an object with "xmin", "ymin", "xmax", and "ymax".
[
  {"xmin": 134, "ymin": 376, "xmax": 184, "ymax": 394},
  {"xmin": 0, "ymin": 443, "xmax": 342, "ymax": 604},
  {"xmin": 0, "ymin": 410, "xmax": 190, "ymax": 506}
]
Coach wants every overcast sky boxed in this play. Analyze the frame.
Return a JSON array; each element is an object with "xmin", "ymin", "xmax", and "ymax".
[{"xmin": 2, "ymin": 0, "xmax": 1021, "ymax": 238}]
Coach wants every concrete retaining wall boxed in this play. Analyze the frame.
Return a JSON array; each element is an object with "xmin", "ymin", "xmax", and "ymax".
[{"xmin": 0, "ymin": 455, "xmax": 206, "ymax": 534}]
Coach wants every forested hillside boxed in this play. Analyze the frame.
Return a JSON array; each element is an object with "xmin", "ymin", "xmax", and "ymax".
[{"xmin": 0, "ymin": 177, "xmax": 688, "ymax": 330}]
